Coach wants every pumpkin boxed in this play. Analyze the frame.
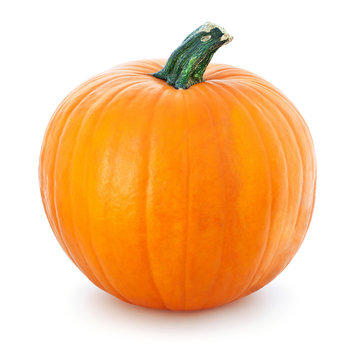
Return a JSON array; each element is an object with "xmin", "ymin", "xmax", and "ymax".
[{"xmin": 39, "ymin": 22, "xmax": 316, "ymax": 311}]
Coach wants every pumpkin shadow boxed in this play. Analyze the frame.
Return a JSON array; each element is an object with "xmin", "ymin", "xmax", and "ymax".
[{"xmin": 79, "ymin": 282, "xmax": 293, "ymax": 332}]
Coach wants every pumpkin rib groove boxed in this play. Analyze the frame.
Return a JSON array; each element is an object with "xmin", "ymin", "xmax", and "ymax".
[
  {"xmin": 269, "ymin": 87, "xmax": 315, "ymax": 166},
  {"xmin": 50, "ymin": 80, "xmax": 115, "ymax": 274},
  {"xmin": 45, "ymin": 74, "xmax": 122, "ymax": 265},
  {"xmin": 182, "ymin": 91, "xmax": 190, "ymax": 310},
  {"xmin": 69, "ymin": 87, "xmax": 120, "ymax": 291},
  {"xmin": 87, "ymin": 81, "xmax": 152, "ymax": 303},
  {"xmin": 267, "ymin": 84, "xmax": 316, "ymax": 166},
  {"xmin": 253, "ymin": 89, "xmax": 291, "ymax": 288},
  {"xmin": 195, "ymin": 84, "xmax": 230, "ymax": 309},
  {"xmin": 80, "ymin": 82, "xmax": 148, "ymax": 302},
  {"xmin": 244, "ymin": 84, "xmax": 309, "ymax": 288},
  {"xmin": 257, "ymin": 90, "xmax": 306, "ymax": 213},
  {"xmin": 90, "ymin": 81, "xmax": 154, "ymax": 301},
  {"xmin": 44, "ymin": 73, "xmax": 120, "ymax": 139},
  {"xmin": 39, "ymin": 177, "xmax": 74, "ymax": 261},
  {"xmin": 253, "ymin": 89, "xmax": 304, "ymax": 284},
  {"xmin": 197, "ymin": 83, "xmax": 253, "ymax": 305},
  {"xmin": 247, "ymin": 81, "xmax": 310, "ymax": 158},
  {"xmin": 84, "ymin": 81, "xmax": 155, "ymax": 303},
  {"xmin": 211, "ymin": 83, "xmax": 273, "ymax": 301},
  {"xmin": 270, "ymin": 103, "xmax": 307, "ymax": 274},
  {"xmin": 273, "ymin": 100, "xmax": 311, "ymax": 253},
  {"xmin": 253, "ymin": 86, "xmax": 306, "ymax": 281},
  {"xmin": 40, "ymin": 76, "xmax": 117, "ymax": 266},
  {"xmin": 52, "ymin": 77, "xmax": 127, "ymax": 283},
  {"xmin": 92, "ymin": 81, "xmax": 155, "ymax": 301},
  {"xmin": 305, "ymin": 172, "xmax": 317, "ymax": 233},
  {"xmin": 246, "ymin": 79, "xmax": 310, "ymax": 132},
  {"xmin": 242, "ymin": 89, "xmax": 303, "ymax": 204},
  {"xmin": 227, "ymin": 85, "xmax": 274, "ymax": 298},
  {"xmin": 220, "ymin": 83, "xmax": 273, "ymax": 299},
  {"xmin": 64, "ymin": 80, "xmax": 128, "ymax": 291},
  {"xmin": 238, "ymin": 87, "xmax": 287, "ymax": 290},
  {"xmin": 142, "ymin": 88, "xmax": 169, "ymax": 309},
  {"xmin": 238, "ymin": 84, "xmax": 290, "ymax": 290}
]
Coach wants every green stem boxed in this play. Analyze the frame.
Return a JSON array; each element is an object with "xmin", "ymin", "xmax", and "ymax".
[{"xmin": 153, "ymin": 22, "xmax": 233, "ymax": 89}]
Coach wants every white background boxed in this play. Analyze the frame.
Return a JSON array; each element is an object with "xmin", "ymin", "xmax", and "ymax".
[{"xmin": 1, "ymin": 0, "xmax": 359, "ymax": 359}]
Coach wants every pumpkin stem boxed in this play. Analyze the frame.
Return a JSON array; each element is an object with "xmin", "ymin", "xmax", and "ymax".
[{"xmin": 153, "ymin": 22, "xmax": 233, "ymax": 89}]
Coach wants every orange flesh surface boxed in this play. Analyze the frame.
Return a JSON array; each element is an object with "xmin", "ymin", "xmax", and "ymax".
[{"xmin": 39, "ymin": 60, "xmax": 316, "ymax": 310}]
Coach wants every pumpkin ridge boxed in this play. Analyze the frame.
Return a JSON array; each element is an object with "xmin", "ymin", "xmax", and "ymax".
[
  {"xmin": 305, "ymin": 172, "xmax": 317, "ymax": 232},
  {"xmin": 69, "ymin": 85, "xmax": 120, "ymax": 291},
  {"xmin": 195, "ymin": 84, "xmax": 238, "ymax": 306},
  {"xmin": 86, "ymin": 81, "xmax": 158, "ymax": 304},
  {"xmin": 59, "ymin": 77, "xmax": 129, "ymax": 290},
  {"xmin": 252, "ymin": 85, "xmax": 306, "ymax": 286},
  {"xmin": 271, "ymin": 102, "xmax": 307, "ymax": 275},
  {"xmin": 93, "ymin": 81, "xmax": 160, "ymax": 303},
  {"xmin": 220, "ymin": 83, "xmax": 273, "ymax": 299},
  {"xmin": 41, "ymin": 75, "xmax": 119, "ymax": 268},
  {"xmin": 142, "ymin": 88, "xmax": 169, "ymax": 309},
  {"xmin": 144, "ymin": 89, "xmax": 190, "ymax": 310},
  {"xmin": 235, "ymin": 85, "xmax": 289, "ymax": 290},
  {"xmin": 51, "ymin": 77, "xmax": 121, "ymax": 276},
  {"xmin": 241, "ymin": 84, "xmax": 291, "ymax": 289},
  {"xmin": 52, "ymin": 76, "xmax": 132, "ymax": 279},
  {"xmin": 245, "ymin": 84, "xmax": 301, "ymax": 289},
  {"xmin": 182, "ymin": 90, "xmax": 190, "ymax": 310},
  {"xmin": 203, "ymin": 82, "xmax": 272, "ymax": 303},
  {"xmin": 226, "ymin": 85, "xmax": 274, "ymax": 298},
  {"xmin": 97, "ymin": 81, "xmax": 157, "ymax": 303},
  {"xmin": 195, "ymin": 84, "xmax": 231, "ymax": 309},
  {"xmin": 80, "ymin": 81, "xmax": 147, "ymax": 302},
  {"xmin": 273, "ymin": 98, "xmax": 311, "ymax": 256}
]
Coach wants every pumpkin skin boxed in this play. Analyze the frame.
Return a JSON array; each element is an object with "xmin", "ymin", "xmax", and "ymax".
[{"xmin": 39, "ymin": 59, "xmax": 316, "ymax": 311}]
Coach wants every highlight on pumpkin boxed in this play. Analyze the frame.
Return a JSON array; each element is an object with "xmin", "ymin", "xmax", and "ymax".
[{"xmin": 39, "ymin": 23, "xmax": 316, "ymax": 311}]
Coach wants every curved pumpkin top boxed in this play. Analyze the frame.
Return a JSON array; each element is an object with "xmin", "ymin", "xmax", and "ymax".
[{"xmin": 62, "ymin": 59, "xmax": 294, "ymax": 116}]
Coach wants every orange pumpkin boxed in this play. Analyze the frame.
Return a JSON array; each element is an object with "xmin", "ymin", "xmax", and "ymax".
[{"xmin": 39, "ymin": 23, "xmax": 316, "ymax": 310}]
